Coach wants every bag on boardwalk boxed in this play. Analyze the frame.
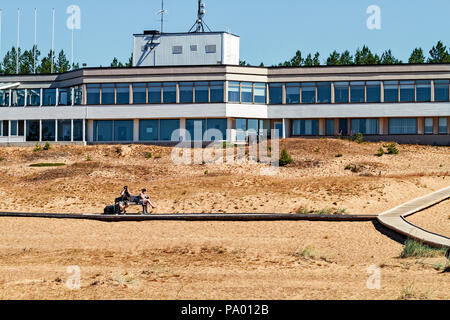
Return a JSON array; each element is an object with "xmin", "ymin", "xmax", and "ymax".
[{"xmin": 103, "ymin": 205, "xmax": 117, "ymax": 215}]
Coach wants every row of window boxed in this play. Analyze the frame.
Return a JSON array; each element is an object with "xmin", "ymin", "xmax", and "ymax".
[
  {"xmin": 0, "ymin": 87, "xmax": 83, "ymax": 107},
  {"xmin": 172, "ymin": 44, "xmax": 217, "ymax": 54},
  {"xmin": 87, "ymin": 82, "xmax": 225, "ymax": 105},
  {"xmin": 2, "ymin": 80, "xmax": 450, "ymax": 107},
  {"xmin": 291, "ymin": 118, "xmax": 448, "ymax": 136},
  {"xmin": 269, "ymin": 80, "xmax": 450, "ymax": 105}
]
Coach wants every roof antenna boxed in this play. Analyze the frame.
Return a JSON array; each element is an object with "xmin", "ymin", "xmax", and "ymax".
[
  {"xmin": 189, "ymin": 0, "xmax": 212, "ymax": 33},
  {"xmin": 157, "ymin": 0, "xmax": 166, "ymax": 33}
]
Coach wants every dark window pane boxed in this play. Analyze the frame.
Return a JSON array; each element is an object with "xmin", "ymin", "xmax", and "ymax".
[
  {"xmin": 195, "ymin": 82, "xmax": 209, "ymax": 103},
  {"xmin": 424, "ymin": 118, "xmax": 433, "ymax": 134},
  {"xmin": 206, "ymin": 119, "xmax": 227, "ymax": 141},
  {"xmin": 334, "ymin": 82, "xmax": 349, "ymax": 103},
  {"xmin": 366, "ymin": 82, "xmax": 381, "ymax": 103},
  {"xmin": 269, "ymin": 83, "xmax": 283, "ymax": 104},
  {"xmin": 210, "ymin": 81, "xmax": 224, "ymax": 103},
  {"xmin": 301, "ymin": 83, "xmax": 316, "ymax": 104},
  {"xmin": 286, "ymin": 84, "xmax": 300, "ymax": 104},
  {"xmin": 73, "ymin": 120, "xmax": 83, "ymax": 141},
  {"xmin": 12, "ymin": 90, "xmax": 26, "ymax": 106},
  {"xmin": 133, "ymin": 83, "xmax": 147, "ymax": 104},
  {"xmin": 241, "ymin": 82, "xmax": 253, "ymax": 103},
  {"xmin": 26, "ymin": 120, "xmax": 40, "ymax": 141},
  {"xmin": 116, "ymin": 84, "xmax": 130, "ymax": 105},
  {"xmin": 148, "ymin": 83, "xmax": 162, "ymax": 104},
  {"xmin": 27, "ymin": 89, "xmax": 41, "ymax": 106},
  {"xmin": 180, "ymin": 82, "xmax": 194, "ymax": 103},
  {"xmin": 57, "ymin": 120, "xmax": 72, "ymax": 141},
  {"xmin": 139, "ymin": 120, "xmax": 159, "ymax": 141},
  {"xmin": 95, "ymin": 120, "xmax": 113, "ymax": 142},
  {"xmin": 351, "ymin": 119, "xmax": 379, "ymax": 135},
  {"xmin": 10, "ymin": 120, "xmax": 18, "ymax": 136},
  {"xmin": 58, "ymin": 88, "xmax": 72, "ymax": 106},
  {"xmin": 292, "ymin": 120, "xmax": 319, "ymax": 135},
  {"xmin": 87, "ymin": 84, "xmax": 100, "ymax": 105},
  {"xmin": 228, "ymin": 82, "xmax": 240, "ymax": 103},
  {"xmin": 254, "ymin": 83, "xmax": 266, "ymax": 104},
  {"xmin": 317, "ymin": 82, "xmax": 331, "ymax": 103},
  {"xmin": 434, "ymin": 80, "xmax": 449, "ymax": 102},
  {"xmin": 384, "ymin": 81, "xmax": 398, "ymax": 102},
  {"xmin": 114, "ymin": 120, "xmax": 133, "ymax": 141},
  {"xmin": 326, "ymin": 119, "xmax": 335, "ymax": 135},
  {"xmin": 101, "ymin": 84, "xmax": 115, "ymax": 105},
  {"xmin": 73, "ymin": 86, "xmax": 83, "ymax": 105},
  {"xmin": 160, "ymin": 119, "xmax": 180, "ymax": 141},
  {"xmin": 439, "ymin": 118, "xmax": 448, "ymax": 134},
  {"xmin": 389, "ymin": 118, "xmax": 417, "ymax": 134},
  {"xmin": 163, "ymin": 83, "xmax": 177, "ymax": 104},
  {"xmin": 42, "ymin": 120, "xmax": 56, "ymax": 141},
  {"xmin": 416, "ymin": 81, "xmax": 431, "ymax": 102},
  {"xmin": 400, "ymin": 81, "xmax": 415, "ymax": 102},
  {"xmin": 186, "ymin": 119, "xmax": 207, "ymax": 141},
  {"xmin": 350, "ymin": 82, "xmax": 365, "ymax": 103}
]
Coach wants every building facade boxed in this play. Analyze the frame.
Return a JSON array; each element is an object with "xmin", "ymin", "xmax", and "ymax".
[{"xmin": 0, "ymin": 64, "xmax": 449, "ymax": 146}]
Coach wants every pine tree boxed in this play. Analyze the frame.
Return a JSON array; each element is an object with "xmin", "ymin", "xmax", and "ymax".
[
  {"xmin": 354, "ymin": 46, "xmax": 381, "ymax": 65},
  {"xmin": 2, "ymin": 47, "xmax": 21, "ymax": 74},
  {"xmin": 326, "ymin": 51, "xmax": 340, "ymax": 65},
  {"xmin": 110, "ymin": 57, "xmax": 124, "ymax": 68},
  {"xmin": 380, "ymin": 50, "xmax": 402, "ymax": 64},
  {"xmin": 409, "ymin": 48, "xmax": 425, "ymax": 64},
  {"xmin": 428, "ymin": 41, "xmax": 450, "ymax": 63},
  {"xmin": 38, "ymin": 50, "xmax": 55, "ymax": 74},
  {"xmin": 56, "ymin": 50, "xmax": 70, "ymax": 73}
]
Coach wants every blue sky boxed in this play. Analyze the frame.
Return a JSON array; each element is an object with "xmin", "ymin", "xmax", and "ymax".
[{"xmin": 0, "ymin": 0, "xmax": 449, "ymax": 67}]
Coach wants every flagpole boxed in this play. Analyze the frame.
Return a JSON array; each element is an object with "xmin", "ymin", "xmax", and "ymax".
[
  {"xmin": 34, "ymin": 8, "xmax": 37, "ymax": 73},
  {"xmin": 16, "ymin": 8, "xmax": 20, "ymax": 74},
  {"xmin": 0, "ymin": 9, "xmax": 2, "ymax": 62},
  {"xmin": 51, "ymin": 8, "xmax": 55, "ymax": 73},
  {"xmin": 71, "ymin": 11, "xmax": 74, "ymax": 70}
]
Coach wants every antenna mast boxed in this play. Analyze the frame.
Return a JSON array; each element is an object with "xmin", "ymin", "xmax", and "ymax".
[
  {"xmin": 158, "ymin": 0, "xmax": 166, "ymax": 33},
  {"xmin": 189, "ymin": 0, "xmax": 212, "ymax": 33}
]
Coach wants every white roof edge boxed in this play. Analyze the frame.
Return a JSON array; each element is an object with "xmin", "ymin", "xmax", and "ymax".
[{"xmin": 0, "ymin": 82, "xmax": 21, "ymax": 90}]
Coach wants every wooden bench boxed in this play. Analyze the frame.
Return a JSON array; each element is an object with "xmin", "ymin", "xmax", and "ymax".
[{"xmin": 115, "ymin": 196, "xmax": 149, "ymax": 215}]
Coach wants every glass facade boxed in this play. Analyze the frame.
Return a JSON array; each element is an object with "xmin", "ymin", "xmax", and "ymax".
[
  {"xmin": 210, "ymin": 81, "xmax": 224, "ymax": 103},
  {"xmin": 73, "ymin": 120, "xmax": 84, "ymax": 141},
  {"xmin": 351, "ymin": 119, "xmax": 379, "ymax": 135},
  {"xmin": 366, "ymin": 81, "xmax": 381, "ymax": 103},
  {"xmin": 27, "ymin": 89, "xmax": 41, "ymax": 106},
  {"xmin": 101, "ymin": 84, "xmax": 115, "ymax": 105},
  {"xmin": 116, "ymin": 84, "xmax": 130, "ymax": 105},
  {"xmin": 42, "ymin": 89, "xmax": 56, "ymax": 106},
  {"xmin": 58, "ymin": 120, "xmax": 72, "ymax": 141},
  {"xmin": 10, "ymin": 120, "xmax": 18, "ymax": 136},
  {"xmin": 317, "ymin": 82, "xmax": 331, "ymax": 103},
  {"xmin": 133, "ymin": 83, "xmax": 147, "ymax": 104},
  {"xmin": 160, "ymin": 119, "xmax": 180, "ymax": 141},
  {"xmin": 439, "ymin": 118, "xmax": 448, "ymax": 134},
  {"xmin": 241, "ymin": 82, "xmax": 253, "ymax": 103},
  {"xmin": 301, "ymin": 83, "xmax": 316, "ymax": 104},
  {"xmin": 42, "ymin": 120, "xmax": 56, "ymax": 141},
  {"xmin": 163, "ymin": 82, "xmax": 177, "ymax": 104},
  {"xmin": 389, "ymin": 118, "xmax": 417, "ymax": 135},
  {"xmin": 434, "ymin": 80, "xmax": 449, "ymax": 102},
  {"xmin": 350, "ymin": 82, "xmax": 365, "ymax": 103},
  {"xmin": 186, "ymin": 119, "xmax": 207, "ymax": 140},
  {"xmin": 335, "ymin": 82, "xmax": 349, "ymax": 103},
  {"xmin": 12, "ymin": 89, "xmax": 26, "ymax": 106},
  {"xmin": 180, "ymin": 82, "xmax": 194, "ymax": 103},
  {"xmin": 195, "ymin": 82, "xmax": 208, "ymax": 103},
  {"xmin": 148, "ymin": 83, "xmax": 162, "ymax": 104},
  {"xmin": 286, "ymin": 83, "xmax": 300, "ymax": 104},
  {"xmin": 424, "ymin": 118, "xmax": 433, "ymax": 134},
  {"xmin": 416, "ymin": 80, "xmax": 431, "ymax": 102},
  {"xmin": 326, "ymin": 119, "xmax": 335, "ymax": 136},
  {"xmin": 87, "ymin": 84, "xmax": 100, "ymax": 105},
  {"xmin": 228, "ymin": 82, "xmax": 240, "ymax": 103},
  {"xmin": 74, "ymin": 86, "xmax": 83, "ymax": 105},
  {"xmin": 254, "ymin": 83, "xmax": 266, "ymax": 104},
  {"xmin": 26, "ymin": 120, "xmax": 40, "ymax": 141},
  {"xmin": 400, "ymin": 81, "xmax": 415, "ymax": 102},
  {"xmin": 384, "ymin": 81, "xmax": 399, "ymax": 103},
  {"xmin": 139, "ymin": 120, "xmax": 159, "ymax": 141},
  {"xmin": 206, "ymin": 119, "xmax": 227, "ymax": 141},
  {"xmin": 58, "ymin": 88, "xmax": 72, "ymax": 106},
  {"xmin": 114, "ymin": 120, "xmax": 133, "ymax": 141},
  {"xmin": 292, "ymin": 120, "xmax": 319, "ymax": 135}
]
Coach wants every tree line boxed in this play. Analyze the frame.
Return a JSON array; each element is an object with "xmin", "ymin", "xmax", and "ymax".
[
  {"xmin": 0, "ymin": 46, "xmax": 79, "ymax": 75},
  {"xmin": 240, "ymin": 41, "xmax": 450, "ymax": 67}
]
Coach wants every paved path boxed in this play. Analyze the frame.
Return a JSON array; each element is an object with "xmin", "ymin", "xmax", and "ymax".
[
  {"xmin": 0, "ymin": 212, "xmax": 376, "ymax": 222},
  {"xmin": 378, "ymin": 186, "xmax": 450, "ymax": 249}
]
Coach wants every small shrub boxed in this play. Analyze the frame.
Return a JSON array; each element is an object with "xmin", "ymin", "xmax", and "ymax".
[
  {"xmin": 345, "ymin": 164, "xmax": 353, "ymax": 171},
  {"xmin": 355, "ymin": 133, "xmax": 364, "ymax": 144},
  {"xmin": 145, "ymin": 152, "xmax": 152, "ymax": 159},
  {"xmin": 182, "ymin": 190, "xmax": 187, "ymax": 196},
  {"xmin": 86, "ymin": 155, "xmax": 92, "ymax": 162},
  {"xmin": 279, "ymin": 149, "xmax": 293, "ymax": 167},
  {"xmin": 293, "ymin": 246, "xmax": 317, "ymax": 259},
  {"xmin": 375, "ymin": 148, "xmax": 385, "ymax": 157},
  {"xmin": 43, "ymin": 141, "xmax": 51, "ymax": 151},
  {"xmin": 33, "ymin": 143, "xmax": 42, "ymax": 152},
  {"xmin": 335, "ymin": 154, "xmax": 343, "ymax": 158},
  {"xmin": 204, "ymin": 170, "xmax": 209, "ymax": 175},
  {"xmin": 314, "ymin": 148, "xmax": 320, "ymax": 153},
  {"xmin": 386, "ymin": 143, "xmax": 399, "ymax": 155},
  {"xmin": 154, "ymin": 154, "xmax": 162, "ymax": 159},
  {"xmin": 400, "ymin": 239, "xmax": 446, "ymax": 258}
]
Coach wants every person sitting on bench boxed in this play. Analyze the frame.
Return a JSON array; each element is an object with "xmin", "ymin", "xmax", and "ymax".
[
  {"xmin": 118, "ymin": 186, "xmax": 132, "ymax": 214},
  {"xmin": 140, "ymin": 189, "xmax": 156, "ymax": 214}
]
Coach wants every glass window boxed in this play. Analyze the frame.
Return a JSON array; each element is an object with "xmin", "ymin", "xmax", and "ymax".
[
  {"xmin": 74, "ymin": 86, "xmax": 83, "ymax": 105},
  {"xmin": 0, "ymin": 121, "xmax": 2, "ymax": 136},
  {"xmin": 334, "ymin": 82, "xmax": 349, "ymax": 103},
  {"xmin": 116, "ymin": 84, "xmax": 130, "ymax": 105},
  {"xmin": 339, "ymin": 119, "xmax": 349, "ymax": 136},
  {"xmin": 210, "ymin": 81, "xmax": 224, "ymax": 103},
  {"xmin": 205, "ymin": 45, "xmax": 216, "ymax": 53},
  {"xmin": 172, "ymin": 46, "xmax": 183, "ymax": 54},
  {"xmin": 235, "ymin": 119, "xmax": 247, "ymax": 141},
  {"xmin": 254, "ymin": 83, "xmax": 266, "ymax": 104},
  {"xmin": 326, "ymin": 119, "xmax": 335, "ymax": 136},
  {"xmin": 87, "ymin": 84, "xmax": 100, "ymax": 105},
  {"xmin": 42, "ymin": 120, "xmax": 56, "ymax": 141},
  {"xmin": 2, "ymin": 120, "xmax": 8, "ymax": 136},
  {"xmin": 27, "ymin": 89, "xmax": 41, "ymax": 106},
  {"xmin": 248, "ymin": 119, "xmax": 259, "ymax": 139},
  {"xmin": 58, "ymin": 120, "xmax": 72, "ymax": 141},
  {"xmin": 350, "ymin": 82, "xmax": 365, "ymax": 103},
  {"xmin": 400, "ymin": 81, "xmax": 415, "ymax": 102},
  {"xmin": 18, "ymin": 120, "xmax": 24, "ymax": 136},
  {"xmin": 424, "ymin": 118, "xmax": 433, "ymax": 134},
  {"xmin": 12, "ymin": 89, "xmax": 26, "ymax": 106},
  {"xmin": 206, "ymin": 119, "xmax": 227, "ymax": 141},
  {"xmin": 351, "ymin": 119, "xmax": 379, "ymax": 135},
  {"xmin": 42, "ymin": 89, "xmax": 56, "ymax": 106},
  {"xmin": 389, "ymin": 118, "xmax": 417, "ymax": 135},
  {"xmin": 163, "ymin": 82, "xmax": 177, "ymax": 104},
  {"xmin": 292, "ymin": 120, "xmax": 319, "ymax": 135},
  {"xmin": 241, "ymin": 82, "xmax": 253, "ymax": 103},
  {"xmin": 269, "ymin": 83, "xmax": 283, "ymax": 104},
  {"xmin": 186, "ymin": 119, "xmax": 207, "ymax": 141},
  {"xmin": 26, "ymin": 120, "xmax": 40, "ymax": 141},
  {"xmin": 416, "ymin": 80, "xmax": 431, "ymax": 102},
  {"xmin": 301, "ymin": 83, "xmax": 316, "ymax": 104},
  {"xmin": 317, "ymin": 82, "xmax": 331, "ymax": 103},
  {"xmin": 133, "ymin": 83, "xmax": 147, "ymax": 104},
  {"xmin": 384, "ymin": 81, "xmax": 399, "ymax": 103},
  {"xmin": 148, "ymin": 83, "xmax": 162, "ymax": 104},
  {"xmin": 73, "ymin": 120, "xmax": 83, "ymax": 141},
  {"xmin": 434, "ymin": 80, "xmax": 449, "ymax": 102},
  {"xmin": 58, "ymin": 88, "xmax": 72, "ymax": 106},
  {"xmin": 94, "ymin": 120, "xmax": 113, "ymax": 142},
  {"xmin": 366, "ymin": 81, "xmax": 381, "ymax": 103},
  {"xmin": 10, "ymin": 120, "xmax": 18, "ymax": 136},
  {"xmin": 0, "ymin": 90, "xmax": 6, "ymax": 106},
  {"xmin": 286, "ymin": 83, "xmax": 300, "ymax": 104},
  {"xmin": 160, "ymin": 119, "xmax": 180, "ymax": 141},
  {"xmin": 114, "ymin": 120, "xmax": 133, "ymax": 141},
  {"xmin": 180, "ymin": 82, "xmax": 194, "ymax": 103},
  {"xmin": 139, "ymin": 120, "xmax": 159, "ymax": 141},
  {"xmin": 439, "ymin": 118, "xmax": 448, "ymax": 134},
  {"xmin": 195, "ymin": 82, "xmax": 209, "ymax": 103},
  {"xmin": 228, "ymin": 82, "xmax": 240, "ymax": 103},
  {"xmin": 101, "ymin": 84, "xmax": 115, "ymax": 105}
]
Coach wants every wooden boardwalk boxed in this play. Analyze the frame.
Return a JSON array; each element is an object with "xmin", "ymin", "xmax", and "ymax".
[{"xmin": 378, "ymin": 186, "xmax": 450, "ymax": 249}]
